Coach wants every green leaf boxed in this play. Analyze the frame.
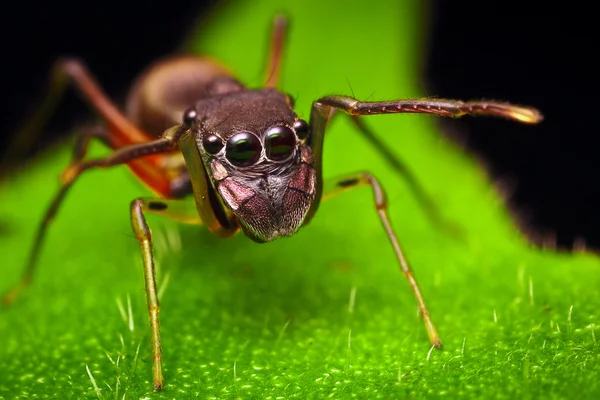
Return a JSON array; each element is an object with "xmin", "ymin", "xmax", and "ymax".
[{"xmin": 1, "ymin": 0, "xmax": 599, "ymax": 398}]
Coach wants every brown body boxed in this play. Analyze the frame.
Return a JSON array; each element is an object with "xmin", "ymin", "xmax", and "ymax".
[{"xmin": 2, "ymin": 16, "xmax": 542, "ymax": 391}]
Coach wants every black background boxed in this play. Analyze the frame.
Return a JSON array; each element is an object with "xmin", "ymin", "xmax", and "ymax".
[{"xmin": 0, "ymin": 1, "xmax": 596, "ymax": 249}]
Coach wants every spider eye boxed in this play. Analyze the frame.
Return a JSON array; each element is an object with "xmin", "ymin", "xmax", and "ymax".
[
  {"xmin": 182, "ymin": 107, "xmax": 197, "ymax": 128},
  {"xmin": 226, "ymin": 132, "xmax": 262, "ymax": 166},
  {"xmin": 265, "ymin": 126, "xmax": 296, "ymax": 161},
  {"xmin": 202, "ymin": 134, "xmax": 224, "ymax": 155},
  {"xmin": 293, "ymin": 119, "xmax": 309, "ymax": 141}
]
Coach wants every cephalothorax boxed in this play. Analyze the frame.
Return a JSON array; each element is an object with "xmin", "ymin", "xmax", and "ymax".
[
  {"xmin": 2, "ymin": 17, "xmax": 542, "ymax": 390},
  {"xmin": 182, "ymin": 88, "xmax": 316, "ymax": 242}
]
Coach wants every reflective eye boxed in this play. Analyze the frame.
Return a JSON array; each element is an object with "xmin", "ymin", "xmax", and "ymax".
[
  {"xmin": 202, "ymin": 134, "xmax": 224, "ymax": 155},
  {"xmin": 182, "ymin": 107, "xmax": 197, "ymax": 129},
  {"xmin": 265, "ymin": 126, "xmax": 296, "ymax": 161},
  {"xmin": 226, "ymin": 132, "xmax": 262, "ymax": 166},
  {"xmin": 293, "ymin": 119, "xmax": 309, "ymax": 141}
]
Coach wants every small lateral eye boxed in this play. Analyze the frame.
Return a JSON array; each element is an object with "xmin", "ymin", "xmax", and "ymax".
[
  {"xmin": 293, "ymin": 119, "xmax": 309, "ymax": 140},
  {"xmin": 202, "ymin": 134, "xmax": 224, "ymax": 155},
  {"xmin": 182, "ymin": 107, "xmax": 197, "ymax": 128},
  {"xmin": 226, "ymin": 132, "xmax": 262, "ymax": 167},
  {"xmin": 265, "ymin": 126, "xmax": 296, "ymax": 161}
]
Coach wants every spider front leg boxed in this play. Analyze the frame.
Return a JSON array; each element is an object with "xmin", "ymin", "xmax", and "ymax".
[
  {"xmin": 321, "ymin": 172, "xmax": 441, "ymax": 347},
  {"xmin": 309, "ymin": 95, "xmax": 542, "ymax": 179},
  {"xmin": 314, "ymin": 95, "xmax": 543, "ymax": 123},
  {"xmin": 130, "ymin": 196, "xmax": 203, "ymax": 390}
]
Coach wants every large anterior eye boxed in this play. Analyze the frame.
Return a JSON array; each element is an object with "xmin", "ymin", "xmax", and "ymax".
[
  {"xmin": 265, "ymin": 126, "xmax": 296, "ymax": 161},
  {"xmin": 226, "ymin": 132, "xmax": 262, "ymax": 166}
]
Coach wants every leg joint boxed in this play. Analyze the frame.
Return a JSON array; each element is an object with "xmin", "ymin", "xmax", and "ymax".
[
  {"xmin": 130, "ymin": 198, "xmax": 151, "ymax": 241},
  {"xmin": 361, "ymin": 172, "xmax": 387, "ymax": 210}
]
